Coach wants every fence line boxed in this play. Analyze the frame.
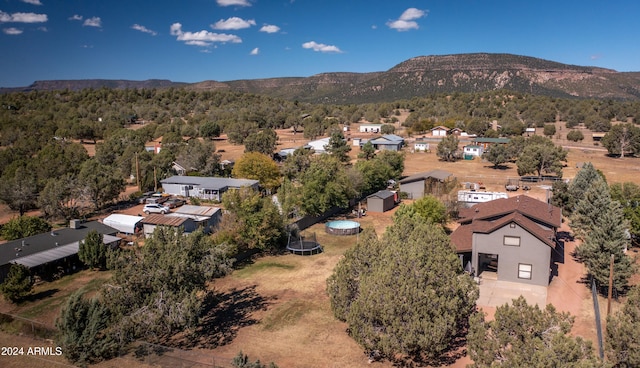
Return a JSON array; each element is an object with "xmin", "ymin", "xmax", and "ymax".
[
  {"xmin": 0, "ymin": 312, "xmax": 238, "ymax": 368},
  {"xmin": 591, "ymin": 278, "xmax": 604, "ymax": 360}
]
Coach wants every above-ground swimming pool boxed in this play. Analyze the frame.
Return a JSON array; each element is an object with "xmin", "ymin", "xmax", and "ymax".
[{"xmin": 325, "ymin": 220, "xmax": 361, "ymax": 235}]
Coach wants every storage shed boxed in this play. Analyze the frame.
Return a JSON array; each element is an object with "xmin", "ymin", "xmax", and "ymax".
[
  {"xmin": 141, "ymin": 214, "xmax": 197, "ymax": 238},
  {"xmin": 367, "ymin": 190, "xmax": 396, "ymax": 213}
]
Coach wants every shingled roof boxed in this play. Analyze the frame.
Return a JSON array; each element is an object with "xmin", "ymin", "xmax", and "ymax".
[
  {"xmin": 451, "ymin": 195, "xmax": 561, "ymax": 253},
  {"xmin": 457, "ymin": 195, "xmax": 561, "ymax": 227}
]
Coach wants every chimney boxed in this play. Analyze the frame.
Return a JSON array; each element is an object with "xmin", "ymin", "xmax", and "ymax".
[{"xmin": 70, "ymin": 219, "xmax": 81, "ymax": 229}]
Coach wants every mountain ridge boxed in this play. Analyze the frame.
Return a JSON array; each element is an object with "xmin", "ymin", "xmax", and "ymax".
[{"xmin": 2, "ymin": 53, "xmax": 640, "ymax": 103}]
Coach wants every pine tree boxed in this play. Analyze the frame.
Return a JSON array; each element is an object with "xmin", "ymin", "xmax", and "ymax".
[
  {"xmin": 578, "ymin": 199, "xmax": 633, "ymax": 295},
  {"xmin": 607, "ymin": 285, "xmax": 640, "ymax": 367},
  {"xmin": 325, "ymin": 130, "xmax": 351, "ymax": 162},
  {"xmin": 567, "ymin": 162, "xmax": 604, "ymax": 215},
  {"xmin": 56, "ymin": 292, "xmax": 118, "ymax": 364},
  {"xmin": 570, "ymin": 179, "xmax": 610, "ymax": 241},
  {"xmin": 0, "ymin": 263, "xmax": 33, "ymax": 303},
  {"xmin": 468, "ymin": 296, "xmax": 600, "ymax": 367},
  {"xmin": 327, "ymin": 213, "xmax": 478, "ymax": 364},
  {"xmin": 436, "ymin": 134, "xmax": 460, "ymax": 162},
  {"xmin": 78, "ymin": 230, "xmax": 107, "ymax": 270}
]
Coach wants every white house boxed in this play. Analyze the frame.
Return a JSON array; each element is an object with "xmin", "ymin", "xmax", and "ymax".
[
  {"xmin": 305, "ymin": 137, "xmax": 331, "ymax": 153},
  {"xmin": 359, "ymin": 124, "xmax": 383, "ymax": 133},
  {"xmin": 431, "ymin": 126, "xmax": 450, "ymax": 137},
  {"xmin": 463, "ymin": 144, "xmax": 484, "ymax": 157},
  {"xmin": 414, "ymin": 142, "xmax": 430, "ymax": 152}
]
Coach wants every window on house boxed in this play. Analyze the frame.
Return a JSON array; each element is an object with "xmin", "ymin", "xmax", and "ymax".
[
  {"xmin": 518, "ymin": 263, "xmax": 532, "ymax": 279},
  {"xmin": 504, "ymin": 236, "xmax": 521, "ymax": 246}
]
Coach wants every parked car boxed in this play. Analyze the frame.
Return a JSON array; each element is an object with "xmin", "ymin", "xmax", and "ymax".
[
  {"xmin": 143, "ymin": 203, "xmax": 170, "ymax": 214},
  {"xmin": 165, "ymin": 198, "xmax": 185, "ymax": 208},
  {"xmin": 145, "ymin": 194, "xmax": 169, "ymax": 204},
  {"xmin": 136, "ymin": 191, "xmax": 156, "ymax": 204}
]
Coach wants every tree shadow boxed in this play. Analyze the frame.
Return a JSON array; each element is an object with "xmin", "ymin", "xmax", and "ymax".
[
  {"xmin": 484, "ymin": 164, "xmax": 510, "ymax": 170},
  {"xmin": 25, "ymin": 288, "xmax": 59, "ymax": 302},
  {"xmin": 177, "ymin": 285, "xmax": 272, "ymax": 349}
]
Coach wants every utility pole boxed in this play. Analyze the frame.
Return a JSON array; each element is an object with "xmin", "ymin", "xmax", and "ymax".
[
  {"xmin": 135, "ymin": 152, "xmax": 140, "ymax": 191},
  {"xmin": 153, "ymin": 166, "xmax": 157, "ymax": 192},
  {"xmin": 607, "ymin": 254, "xmax": 614, "ymax": 316}
]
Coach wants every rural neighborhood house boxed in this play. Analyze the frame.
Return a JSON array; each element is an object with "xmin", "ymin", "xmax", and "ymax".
[
  {"xmin": 0, "ymin": 220, "xmax": 119, "ymax": 282},
  {"xmin": 160, "ymin": 176, "xmax": 259, "ymax": 201},
  {"xmin": 451, "ymin": 195, "xmax": 562, "ymax": 287}
]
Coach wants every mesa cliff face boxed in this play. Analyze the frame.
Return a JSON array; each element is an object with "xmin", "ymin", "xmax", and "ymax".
[{"xmin": 3, "ymin": 53, "xmax": 639, "ymax": 103}]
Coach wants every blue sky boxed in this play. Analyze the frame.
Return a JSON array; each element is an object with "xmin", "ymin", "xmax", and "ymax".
[{"xmin": 1, "ymin": 0, "xmax": 639, "ymax": 87}]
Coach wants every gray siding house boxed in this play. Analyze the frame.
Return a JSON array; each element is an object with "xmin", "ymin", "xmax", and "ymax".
[
  {"xmin": 367, "ymin": 190, "xmax": 396, "ymax": 213},
  {"xmin": 160, "ymin": 176, "xmax": 259, "ymax": 201},
  {"xmin": 369, "ymin": 134, "xmax": 405, "ymax": 151},
  {"xmin": 451, "ymin": 195, "xmax": 562, "ymax": 286}
]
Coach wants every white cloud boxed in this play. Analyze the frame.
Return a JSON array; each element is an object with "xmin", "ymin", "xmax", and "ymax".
[
  {"xmin": 400, "ymin": 8, "xmax": 426, "ymax": 21},
  {"xmin": 69, "ymin": 14, "xmax": 82, "ymax": 21},
  {"xmin": 302, "ymin": 41, "xmax": 342, "ymax": 53},
  {"xmin": 186, "ymin": 40, "xmax": 211, "ymax": 47},
  {"xmin": 212, "ymin": 17, "xmax": 255, "ymax": 30},
  {"xmin": 21, "ymin": 0, "xmax": 43, "ymax": 5},
  {"xmin": 260, "ymin": 24, "xmax": 280, "ymax": 33},
  {"xmin": 387, "ymin": 7, "xmax": 427, "ymax": 31},
  {"xmin": 170, "ymin": 22, "xmax": 242, "ymax": 47},
  {"xmin": 217, "ymin": 0, "xmax": 251, "ymax": 7},
  {"xmin": 3, "ymin": 27, "xmax": 23, "ymax": 35},
  {"xmin": 250, "ymin": 47, "xmax": 259, "ymax": 55},
  {"xmin": 0, "ymin": 11, "xmax": 47, "ymax": 23},
  {"xmin": 132, "ymin": 24, "xmax": 157, "ymax": 36},
  {"xmin": 83, "ymin": 16, "xmax": 101, "ymax": 27}
]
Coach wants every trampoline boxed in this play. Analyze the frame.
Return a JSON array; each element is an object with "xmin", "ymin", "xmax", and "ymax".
[
  {"xmin": 325, "ymin": 220, "xmax": 361, "ymax": 236},
  {"xmin": 287, "ymin": 232, "xmax": 322, "ymax": 255}
]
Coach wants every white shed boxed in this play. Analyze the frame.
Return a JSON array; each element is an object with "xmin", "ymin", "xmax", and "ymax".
[
  {"xmin": 463, "ymin": 144, "xmax": 484, "ymax": 157},
  {"xmin": 102, "ymin": 214, "xmax": 143, "ymax": 234},
  {"xmin": 359, "ymin": 124, "xmax": 383, "ymax": 133},
  {"xmin": 414, "ymin": 142, "xmax": 430, "ymax": 152}
]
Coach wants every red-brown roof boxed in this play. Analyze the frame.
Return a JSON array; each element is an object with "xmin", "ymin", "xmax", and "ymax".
[
  {"xmin": 458, "ymin": 195, "xmax": 561, "ymax": 228},
  {"xmin": 452, "ymin": 195, "xmax": 560, "ymax": 253}
]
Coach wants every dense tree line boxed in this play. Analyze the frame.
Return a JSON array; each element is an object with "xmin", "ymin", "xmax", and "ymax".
[{"xmin": 1, "ymin": 87, "xmax": 639, "ymax": 218}]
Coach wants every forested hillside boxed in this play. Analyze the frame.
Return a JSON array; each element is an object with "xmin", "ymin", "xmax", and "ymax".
[{"xmin": 1, "ymin": 87, "xmax": 639, "ymax": 220}]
